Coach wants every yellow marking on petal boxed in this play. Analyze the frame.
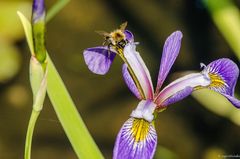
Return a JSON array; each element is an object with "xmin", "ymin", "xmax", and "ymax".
[
  {"xmin": 131, "ymin": 119, "xmax": 150, "ymax": 142},
  {"xmin": 209, "ymin": 73, "xmax": 226, "ymax": 88}
]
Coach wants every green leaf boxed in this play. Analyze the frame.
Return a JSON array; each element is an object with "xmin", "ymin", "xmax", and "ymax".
[
  {"xmin": 192, "ymin": 89, "xmax": 240, "ymax": 126},
  {"xmin": 46, "ymin": 0, "xmax": 70, "ymax": 22},
  {"xmin": 204, "ymin": 0, "xmax": 240, "ymax": 59},
  {"xmin": 47, "ymin": 56, "xmax": 103, "ymax": 158},
  {"xmin": 17, "ymin": 11, "xmax": 34, "ymax": 55}
]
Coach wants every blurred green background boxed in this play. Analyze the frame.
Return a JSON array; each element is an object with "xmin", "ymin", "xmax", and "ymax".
[{"xmin": 0, "ymin": 0, "xmax": 240, "ymax": 159}]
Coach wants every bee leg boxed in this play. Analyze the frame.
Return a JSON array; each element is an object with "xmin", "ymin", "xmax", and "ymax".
[{"xmin": 107, "ymin": 44, "xmax": 113, "ymax": 57}]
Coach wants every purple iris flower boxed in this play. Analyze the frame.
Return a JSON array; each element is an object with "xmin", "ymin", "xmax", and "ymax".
[{"xmin": 83, "ymin": 30, "xmax": 240, "ymax": 159}]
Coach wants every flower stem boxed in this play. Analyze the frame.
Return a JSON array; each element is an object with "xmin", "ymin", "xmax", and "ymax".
[{"xmin": 24, "ymin": 110, "xmax": 40, "ymax": 159}]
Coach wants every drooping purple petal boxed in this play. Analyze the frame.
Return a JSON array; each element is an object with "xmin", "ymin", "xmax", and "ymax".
[
  {"xmin": 155, "ymin": 72, "xmax": 211, "ymax": 106},
  {"xmin": 204, "ymin": 58, "xmax": 239, "ymax": 95},
  {"xmin": 123, "ymin": 43, "xmax": 154, "ymax": 99},
  {"xmin": 155, "ymin": 31, "xmax": 183, "ymax": 95},
  {"xmin": 124, "ymin": 30, "xmax": 134, "ymax": 43},
  {"xmin": 161, "ymin": 86, "xmax": 193, "ymax": 107},
  {"xmin": 113, "ymin": 118, "xmax": 157, "ymax": 159},
  {"xmin": 122, "ymin": 64, "xmax": 141, "ymax": 99},
  {"xmin": 83, "ymin": 46, "xmax": 116, "ymax": 75},
  {"xmin": 203, "ymin": 58, "xmax": 240, "ymax": 108}
]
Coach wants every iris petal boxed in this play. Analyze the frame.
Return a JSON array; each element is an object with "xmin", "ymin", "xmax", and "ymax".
[
  {"xmin": 155, "ymin": 31, "xmax": 183, "ymax": 95},
  {"xmin": 123, "ymin": 43, "xmax": 154, "ymax": 99},
  {"xmin": 122, "ymin": 64, "xmax": 141, "ymax": 99},
  {"xmin": 83, "ymin": 46, "xmax": 116, "ymax": 75},
  {"xmin": 155, "ymin": 72, "xmax": 211, "ymax": 106},
  {"xmin": 205, "ymin": 58, "xmax": 239, "ymax": 95},
  {"xmin": 161, "ymin": 86, "xmax": 193, "ymax": 107},
  {"xmin": 156, "ymin": 58, "xmax": 240, "ymax": 108},
  {"xmin": 113, "ymin": 118, "xmax": 157, "ymax": 159},
  {"xmin": 204, "ymin": 58, "xmax": 240, "ymax": 108},
  {"xmin": 124, "ymin": 30, "xmax": 134, "ymax": 43}
]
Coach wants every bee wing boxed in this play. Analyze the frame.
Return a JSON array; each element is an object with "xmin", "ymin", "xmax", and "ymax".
[
  {"xmin": 120, "ymin": 21, "xmax": 128, "ymax": 31},
  {"xmin": 83, "ymin": 46, "xmax": 116, "ymax": 75},
  {"xmin": 95, "ymin": 30, "xmax": 109, "ymax": 37}
]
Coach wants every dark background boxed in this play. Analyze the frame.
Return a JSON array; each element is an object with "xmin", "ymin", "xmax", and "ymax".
[{"xmin": 0, "ymin": 0, "xmax": 239, "ymax": 158}]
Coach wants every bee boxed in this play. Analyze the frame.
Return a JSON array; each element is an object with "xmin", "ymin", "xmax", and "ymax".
[
  {"xmin": 83, "ymin": 22, "xmax": 134, "ymax": 75},
  {"xmin": 96, "ymin": 22, "xmax": 130, "ymax": 49}
]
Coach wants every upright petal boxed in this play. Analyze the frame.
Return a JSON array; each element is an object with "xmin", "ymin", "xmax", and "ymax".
[
  {"xmin": 155, "ymin": 31, "xmax": 183, "ymax": 95},
  {"xmin": 83, "ymin": 46, "xmax": 116, "ymax": 75},
  {"xmin": 113, "ymin": 118, "xmax": 157, "ymax": 159},
  {"xmin": 203, "ymin": 58, "xmax": 240, "ymax": 108},
  {"xmin": 122, "ymin": 64, "xmax": 141, "ymax": 99},
  {"xmin": 123, "ymin": 43, "xmax": 154, "ymax": 99}
]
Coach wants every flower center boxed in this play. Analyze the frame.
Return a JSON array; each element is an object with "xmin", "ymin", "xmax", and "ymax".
[{"xmin": 130, "ymin": 100, "xmax": 156, "ymax": 122}]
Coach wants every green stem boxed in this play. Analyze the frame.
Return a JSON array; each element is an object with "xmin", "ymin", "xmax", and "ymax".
[
  {"xmin": 24, "ymin": 110, "xmax": 40, "ymax": 159},
  {"xmin": 46, "ymin": 0, "xmax": 70, "ymax": 22}
]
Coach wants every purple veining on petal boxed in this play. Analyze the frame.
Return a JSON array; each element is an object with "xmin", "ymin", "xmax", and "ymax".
[
  {"xmin": 113, "ymin": 118, "xmax": 157, "ymax": 159},
  {"xmin": 124, "ymin": 30, "xmax": 134, "ymax": 43},
  {"xmin": 205, "ymin": 58, "xmax": 239, "ymax": 96},
  {"xmin": 155, "ymin": 31, "xmax": 183, "ymax": 95},
  {"xmin": 160, "ymin": 86, "xmax": 193, "ymax": 107},
  {"xmin": 83, "ymin": 46, "xmax": 116, "ymax": 75},
  {"xmin": 123, "ymin": 43, "xmax": 154, "ymax": 99},
  {"xmin": 204, "ymin": 58, "xmax": 240, "ymax": 108},
  {"xmin": 32, "ymin": 0, "xmax": 45, "ymax": 23},
  {"xmin": 122, "ymin": 64, "xmax": 141, "ymax": 99}
]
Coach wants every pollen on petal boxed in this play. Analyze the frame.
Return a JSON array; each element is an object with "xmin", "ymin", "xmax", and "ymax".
[{"xmin": 113, "ymin": 118, "xmax": 157, "ymax": 159}]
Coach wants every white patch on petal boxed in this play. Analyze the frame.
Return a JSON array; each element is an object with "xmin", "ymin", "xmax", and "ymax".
[{"xmin": 130, "ymin": 100, "xmax": 156, "ymax": 122}]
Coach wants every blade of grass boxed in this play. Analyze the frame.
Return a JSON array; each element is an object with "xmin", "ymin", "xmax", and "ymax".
[
  {"xmin": 203, "ymin": 0, "xmax": 240, "ymax": 59},
  {"xmin": 17, "ymin": 11, "xmax": 34, "ymax": 55},
  {"xmin": 46, "ymin": 0, "xmax": 70, "ymax": 22},
  {"xmin": 47, "ymin": 56, "xmax": 103, "ymax": 159}
]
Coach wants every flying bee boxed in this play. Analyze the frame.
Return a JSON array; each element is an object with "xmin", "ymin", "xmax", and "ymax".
[
  {"xmin": 96, "ymin": 22, "xmax": 133, "ymax": 49},
  {"xmin": 83, "ymin": 22, "xmax": 134, "ymax": 75}
]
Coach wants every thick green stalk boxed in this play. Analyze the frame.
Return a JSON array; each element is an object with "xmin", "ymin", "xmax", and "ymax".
[{"xmin": 24, "ymin": 110, "xmax": 40, "ymax": 159}]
